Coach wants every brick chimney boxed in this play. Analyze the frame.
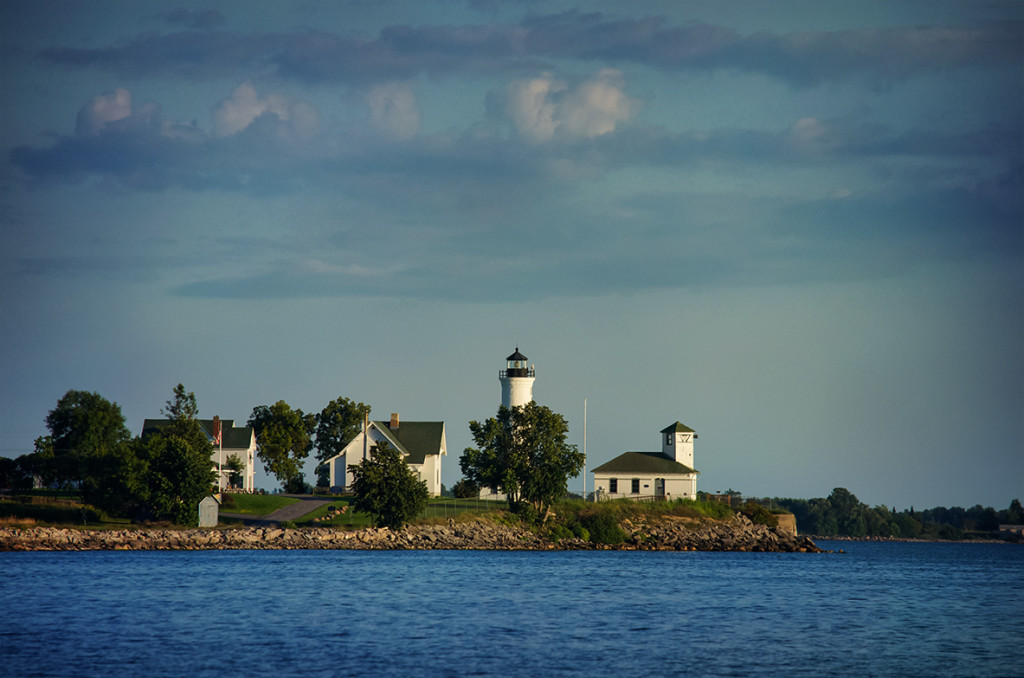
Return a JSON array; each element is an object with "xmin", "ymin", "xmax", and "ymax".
[{"xmin": 390, "ymin": 413, "xmax": 399, "ymax": 430}]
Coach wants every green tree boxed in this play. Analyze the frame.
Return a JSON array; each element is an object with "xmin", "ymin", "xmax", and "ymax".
[
  {"xmin": 892, "ymin": 511, "xmax": 923, "ymax": 538},
  {"xmin": 43, "ymin": 390, "xmax": 132, "ymax": 490},
  {"xmin": 85, "ymin": 438, "xmax": 150, "ymax": 519},
  {"xmin": 224, "ymin": 454, "xmax": 244, "ymax": 488},
  {"xmin": 160, "ymin": 385, "xmax": 213, "ymax": 456},
  {"xmin": 452, "ymin": 478, "xmax": 479, "ymax": 499},
  {"xmin": 1005, "ymin": 499, "xmax": 1023, "ymax": 524},
  {"xmin": 139, "ymin": 434, "xmax": 216, "ymax": 525},
  {"xmin": 315, "ymin": 463, "xmax": 330, "ymax": 489},
  {"xmin": 124, "ymin": 384, "xmax": 217, "ymax": 525},
  {"xmin": 68, "ymin": 384, "xmax": 216, "ymax": 525},
  {"xmin": 314, "ymin": 397, "xmax": 371, "ymax": 464},
  {"xmin": 248, "ymin": 401, "xmax": 315, "ymax": 491},
  {"xmin": 975, "ymin": 507, "xmax": 999, "ymax": 532},
  {"xmin": 350, "ymin": 441, "xmax": 428, "ymax": 529},
  {"xmin": 460, "ymin": 402, "xmax": 584, "ymax": 520},
  {"xmin": 0, "ymin": 456, "xmax": 34, "ymax": 491}
]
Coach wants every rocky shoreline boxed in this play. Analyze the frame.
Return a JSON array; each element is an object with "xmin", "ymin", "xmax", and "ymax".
[{"xmin": 0, "ymin": 514, "xmax": 823, "ymax": 553}]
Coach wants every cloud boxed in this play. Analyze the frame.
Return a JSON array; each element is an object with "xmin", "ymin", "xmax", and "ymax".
[
  {"xmin": 212, "ymin": 83, "xmax": 319, "ymax": 141},
  {"xmin": 505, "ymin": 74, "xmax": 563, "ymax": 142},
  {"xmin": 76, "ymin": 88, "xmax": 133, "ymax": 137},
  {"xmin": 12, "ymin": 79, "xmax": 1020, "ymax": 212},
  {"xmin": 559, "ymin": 69, "xmax": 637, "ymax": 137},
  {"xmin": 504, "ymin": 69, "xmax": 637, "ymax": 142},
  {"xmin": 366, "ymin": 83, "xmax": 420, "ymax": 139},
  {"xmin": 37, "ymin": 14, "xmax": 1023, "ymax": 85}
]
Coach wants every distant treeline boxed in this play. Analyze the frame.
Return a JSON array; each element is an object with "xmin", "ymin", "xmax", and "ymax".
[{"xmin": 710, "ymin": 488, "xmax": 1022, "ymax": 539}]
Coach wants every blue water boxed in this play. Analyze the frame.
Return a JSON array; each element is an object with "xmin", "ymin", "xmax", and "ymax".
[{"xmin": 1, "ymin": 541, "xmax": 1021, "ymax": 677}]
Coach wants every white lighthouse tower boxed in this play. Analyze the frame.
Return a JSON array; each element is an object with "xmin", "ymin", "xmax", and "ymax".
[{"xmin": 500, "ymin": 347, "xmax": 535, "ymax": 409}]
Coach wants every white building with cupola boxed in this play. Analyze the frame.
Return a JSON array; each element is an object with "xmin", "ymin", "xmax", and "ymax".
[{"xmin": 591, "ymin": 422, "xmax": 699, "ymax": 500}]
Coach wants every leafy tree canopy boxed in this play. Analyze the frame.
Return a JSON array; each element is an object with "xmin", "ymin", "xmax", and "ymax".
[
  {"xmin": 41, "ymin": 390, "xmax": 132, "ymax": 488},
  {"xmin": 138, "ymin": 432, "xmax": 216, "ymax": 526},
  {"xmin": 315, "ymin": 396, "xmax": 371, "ymax": 464},
  {"xmin": 45, "ymin": 390, "xmax": 132, "ymax": 457},
  {"xmin": 117, "ymin": 384, "xmax": 216, "ymax": 525},
  {"xmin": 225, "ymin": 454, "xmax": 245, "ymax": 488},
  {"xmin": 248, "ymin": 400, "xmax": 315, "ymax": 490},
  {"xmin": 23, "ymin": 385, "xmax": 216, "ymax": 526},
  {"xmin": 460, "ymin": 402, "xmax": 584, "ymax": 520},
  {"xmin": 452, "ymin": 478, "xmax": 479, "ymax": 499},
  {"xmin": 161, "ymin": 384, "xmax": 212, "ymax": 457},
  {"xmin": 350, "ymin": 441, "xmax": 428, "ymax": 530}
]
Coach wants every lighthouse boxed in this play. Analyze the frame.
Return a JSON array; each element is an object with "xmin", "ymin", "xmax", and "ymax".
[{"xmin": 499, "ymin": 347, "xmax": 535, "ymax": 409}]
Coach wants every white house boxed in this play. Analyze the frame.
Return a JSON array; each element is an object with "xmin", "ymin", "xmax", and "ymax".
[
  {"xmin": 142, "ymin": 418, "xmax": 257, "ymax": 492},
  {"xmin": 323, "ymin": 413, "xmax": 446, "ymax": 497},
  {"xmin": 592, "ymin": 422, "xmax": 699, "ymax": 500}
]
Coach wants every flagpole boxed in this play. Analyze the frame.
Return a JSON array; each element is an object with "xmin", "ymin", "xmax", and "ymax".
[
  {"xmin": 583, "ymin": 398, "xmax": 587, "ymax": 501},
  {"xmin": 214, "ymin": 416, "xmax": 223, "ymax": 493}
]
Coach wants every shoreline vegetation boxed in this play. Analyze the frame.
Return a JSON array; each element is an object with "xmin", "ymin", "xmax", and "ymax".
[
  {"xmin": 4, "ymin": 491, "xmax": 1021, "ymax": 552},
  {"xmin": 1, "ymin": 513, "xmax": 825, "ymax": 553},
  {"xmin": 1, "ymin": 492, "xmax": 824, "ymax": 552}
]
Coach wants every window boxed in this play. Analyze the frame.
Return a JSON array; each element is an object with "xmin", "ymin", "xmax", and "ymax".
[
  {"xmin": 632, "ymin": 479, "xmax": 640, "ymax": 494},
  {"xmin": 667, "ymin": 433, "xmax": 673, "ymax": 445},
  {"xmin": 609, "ymin": 478, "xmax": 618, "ymax": 493}
]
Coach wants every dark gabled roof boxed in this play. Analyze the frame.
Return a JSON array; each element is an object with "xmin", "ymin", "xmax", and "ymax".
[
  {"xmin": 591, "ymin": 452, "xmax": 697, "ymax": 475},
  {"xmin": 506, "ymin": 347, "xmax": 527, "ymax": 361},
  {"xmin": 142, "ymin": 419, "xmax": 254, "ymax": 450},
  {"xmin": 660, "ymin": 421, "xmax": 695, "ymax": 434},
  {"xmin": 372, "ymin": 421, "xmax": 445, "ymax": 465}
]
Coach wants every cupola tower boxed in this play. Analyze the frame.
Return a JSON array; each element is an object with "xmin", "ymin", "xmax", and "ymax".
[{"xmin": 499, "ymin": 347, "xmax": 535, "ymax": 409}]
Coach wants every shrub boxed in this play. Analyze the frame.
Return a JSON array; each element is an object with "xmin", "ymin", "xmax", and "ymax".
[
  {"xmin": 571, "ymin": 523, "xmax": 590, "ymax": 541},
  {"xmin": 513, "ymin": 503, "xmax": 540, "ymax": 526},
  {"xmin": 545, "ymin": 524, "xmax": 574, "ymax": 541},
  {"xmin": 582, "ymin": 511, "xmax": 627, "ymax": 545},
  {"xmin": 739, "ymin": 501, "xmax": 778, "ymax": 527}
]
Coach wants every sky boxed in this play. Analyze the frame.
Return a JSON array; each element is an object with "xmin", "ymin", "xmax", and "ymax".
[{"xmin": 1, "ymin": 0, "xmax": 1021, "ymax": 510}]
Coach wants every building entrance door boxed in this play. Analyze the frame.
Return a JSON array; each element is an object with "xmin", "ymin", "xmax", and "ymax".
[{"xmin": 655, "ymin": 478, "xmax": 665, "ymax": 497}]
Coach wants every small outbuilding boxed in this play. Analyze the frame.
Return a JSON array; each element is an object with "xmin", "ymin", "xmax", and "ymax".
[
  {"xmin": 198, "ymin": 495, "xmax": 220, "ymax": 528},
  {"xmin": 592, "ymin": 422, "xmax": 699, "ymax": 501}
]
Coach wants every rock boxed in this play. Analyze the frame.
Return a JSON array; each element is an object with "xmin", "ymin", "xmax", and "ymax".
[{"xmin": 0, "ymin": 516, "xmax": 825, "ymax": 553}]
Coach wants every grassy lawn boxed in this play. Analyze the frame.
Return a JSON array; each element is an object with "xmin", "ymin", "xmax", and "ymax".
[
  {"xmin": 0, "ymin": 497, "xmax": 130, "ymax": 528},
  {"xmin": 291, "ymin": 496, "xmax": 506, "ymax": 528},
  {"xmin": 293, "ymin": 498, "xmax": 371, "ymax": 528},
  {"xmin": 218, "ymin": 494, "xmax": 300, "ymax": 516},
  {"xmin": 421, "ymin": 498, "xmax": 504, "ymax": 520}
]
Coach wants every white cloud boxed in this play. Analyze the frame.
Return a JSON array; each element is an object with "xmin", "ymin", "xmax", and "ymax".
[
  {"xmin": 212, "ymin": 83, "xmax": 319, "ymax": 140},
  {"xmin": 560, "ymin": 69, "xmax": 638, "ymax": 138},
  {"xmin": 505, "ymin": 70, "xmax": 638, "ymax": 143},
  {"xmin": 76, "ymin": 88, "xmax": 132, "ymax": 137},
  {"xmin": 367, "ymin": 82, "xmax": 421, "ymax": 139},
  {"xmin": 506, "ymin": 73, "xmax": 564, "ymax": 142}
]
